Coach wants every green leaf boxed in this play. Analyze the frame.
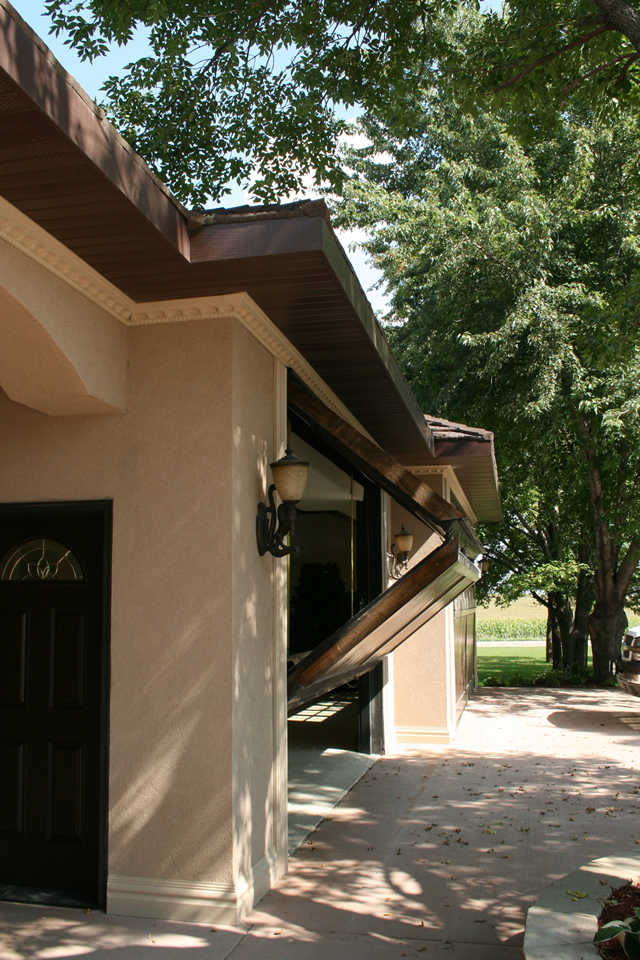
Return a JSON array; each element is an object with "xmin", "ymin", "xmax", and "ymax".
[{"xmin": 594, "ymin": 921, "xmax": 632, "ymax": 942}]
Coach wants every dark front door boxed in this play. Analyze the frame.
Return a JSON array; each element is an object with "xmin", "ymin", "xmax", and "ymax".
[{"xmin": 0, "ymin": 503, "xmax": 109, "ymax": 907}]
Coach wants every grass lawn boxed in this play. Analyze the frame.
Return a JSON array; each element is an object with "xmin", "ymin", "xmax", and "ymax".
[
  {"xmin": 476, "ymin": 644, "xmax": 594, "ymax": 685},
  {"xmin": 477, "ymin": 645, "xmax": 547, "ymax": 685}
]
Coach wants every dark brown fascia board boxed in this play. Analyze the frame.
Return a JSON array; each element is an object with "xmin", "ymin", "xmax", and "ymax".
[
  {"xmin": 189, "ymin": 216, "xmax": 325, "ymax": 263},
  {"xmin": 430, "ymin": 439, "xmax": 492, "ymax": 459},
  {"xmin": 0, "ymin": 0, "xmax": 190, "ymax": 259},
  {"xmin": 319, "ymin": 220, "xmax": 435, "ymax": 456}
]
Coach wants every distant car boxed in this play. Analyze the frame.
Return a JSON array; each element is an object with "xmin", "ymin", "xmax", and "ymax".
[{"xmin": 617, "ymin": 626, "xmax": 640, "ymax": 696}]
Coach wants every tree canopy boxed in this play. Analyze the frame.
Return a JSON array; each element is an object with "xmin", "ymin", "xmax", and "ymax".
[
  {"xmin": 333, "ymin": 93, "xmax": 640, "ymax": 678},
  {"xmin": 43, "ymin": 0, "xmax": 640, "ymax": 205}
]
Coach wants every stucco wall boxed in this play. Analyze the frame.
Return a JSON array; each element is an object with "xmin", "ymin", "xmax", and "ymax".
[
  {"xmin": 230, "ymin": 322, "xmax": 278, "ymax": 883},
  {"xmin": 0, "ymin": 237, "xmax": 127, "ymax": 414},
  {"xmin": 0, "ymin": 315, "xmax": 271, "ymax": 890},
  {"xmin": 390, "ymin": 473, "xmax": 454, "ymax": 742}
]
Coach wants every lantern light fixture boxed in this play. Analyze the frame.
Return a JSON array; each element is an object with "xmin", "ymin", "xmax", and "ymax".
[
  {"xmin": 388, "ymin": 523, "xmax": 414, "ymax": 580},
  {"xmin": 256, "ymin": 446, "xmax": 309, "ymax": 557}
]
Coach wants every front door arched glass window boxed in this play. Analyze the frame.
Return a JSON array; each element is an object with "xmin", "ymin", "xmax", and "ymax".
[{"xmin": 0, "ymin": 539, "xmax": 84, "ymax": 581}]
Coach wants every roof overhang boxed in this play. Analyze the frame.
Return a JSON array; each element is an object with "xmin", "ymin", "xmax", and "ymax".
[
  {"xmin": 0, "ymin": 0, "xmax": 433, "ymax": 461},
  {"xmin": 408, "ymin": 418, "xmax": 503, "ymax": 523}
]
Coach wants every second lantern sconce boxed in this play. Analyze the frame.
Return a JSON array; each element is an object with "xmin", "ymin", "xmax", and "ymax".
[
  {"xmin": 388, "ymin": 523, "xmax": 414, "ymax": 580},
  {"xmin": 256, "ymin": 446, "xmax": 310, "ymax": 558}
]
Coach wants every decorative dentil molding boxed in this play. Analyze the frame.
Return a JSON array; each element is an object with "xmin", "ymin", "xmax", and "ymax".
[{"xmin": 0, "ymin": 194, "xmax": 373, "ymax": 441}]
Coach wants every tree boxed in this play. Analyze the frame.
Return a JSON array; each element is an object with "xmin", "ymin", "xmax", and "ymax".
[
  {"xmin": 42, "ymin": 0, "xmax": 640, "ymax": 205},
  {"xmin": 476, "ymin": 457, "xmax": 595, "ymax": 671},
  {"xmin": 44, "ymin": 0, "xmax": 449, "ymax": 205},
  {"xmin": 333, "ymin": 94, "xmax": 640, "ymax": 681},
  {"xmin": 446, "ymin": 1, "xmax": 640, "ymax": 127}
]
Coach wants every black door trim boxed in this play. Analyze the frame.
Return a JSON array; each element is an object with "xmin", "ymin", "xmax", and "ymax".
[{"xmin": 0, "ymin": 500, "xmax": 112, "ymax": 910}]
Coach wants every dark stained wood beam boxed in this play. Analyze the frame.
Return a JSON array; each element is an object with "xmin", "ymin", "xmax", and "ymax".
[
  {"xmin": 289, "ymin": 378, "xmax": 456, "ymax": 530},
  {"xmin": 287, "ymin": 537, "xmax": 479, "ymax": 712}
]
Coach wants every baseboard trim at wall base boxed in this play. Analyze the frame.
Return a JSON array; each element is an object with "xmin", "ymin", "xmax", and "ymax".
[
  {"xmin": 394, "ymin": 725, "xmax": 455, "ymax": 745},
  {"xmin": 234, "ymin": 847, "xmax": 279, "ymax": 921},
  {"xmin": 107, "ymin": 849, "xmax": 278, "ymax": 925}
]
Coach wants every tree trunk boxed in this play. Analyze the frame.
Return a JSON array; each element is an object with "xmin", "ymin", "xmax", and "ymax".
[
  {"xmin": 546, "ymin": 605, "xmax": 553, "ymax": 663},
  {"xmin": 577, "ymin": 423, "xmax": 640, "ymax": 683},
  {"xmin": 555, "ymin": 593, "xmax": 574, "ymax": 668},
  {"xmin": 548, "ymin": 592, "xmax": 563, "ymax": 669},
  {"xmin": 587, "ymin": 599, "xmax": 627, "ymax": 682},
  {"xmin": 594, "ymin": 0, "xmax": 640, "ymax": 52},
  {"xmin": 572, "ymin": 567, "xmax": 594, "ymax": 670}
]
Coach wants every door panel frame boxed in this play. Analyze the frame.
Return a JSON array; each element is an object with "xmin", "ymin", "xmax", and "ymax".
[{"xmin": 0, "ymin": 500, "xmax": 112, "ymax": 908}]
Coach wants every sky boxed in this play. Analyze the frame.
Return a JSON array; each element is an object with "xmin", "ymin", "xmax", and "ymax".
[{"xmin": 11, "ymin": 0, "xmax": 390, "ymax": 315}]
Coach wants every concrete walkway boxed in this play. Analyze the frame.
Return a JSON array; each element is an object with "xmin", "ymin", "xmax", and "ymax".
[{"xmin": 3, "ymin": 688, "xmax": 640, "ymax": 959}]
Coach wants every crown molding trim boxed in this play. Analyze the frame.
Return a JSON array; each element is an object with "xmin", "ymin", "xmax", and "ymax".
[
  {"xmin": 0, "ymin": 195, "xmax": 373, "ymax": 441},
  {"xmin": 410, "ymin": 465, "xmax": 477, "ymax": 525}
]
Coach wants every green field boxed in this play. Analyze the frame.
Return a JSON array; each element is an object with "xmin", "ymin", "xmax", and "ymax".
[
  {"xmin": 477, "ymin": 611, "xmax": 640, "ymax": 643},
  {"xmin": 477, "ymin": 618, "xmax": 545, "ymax": 641}
]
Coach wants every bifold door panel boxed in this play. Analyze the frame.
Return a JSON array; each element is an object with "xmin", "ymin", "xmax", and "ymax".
[{"xmin": 287, "ymin": 537, "xmax": 479, "ymax": 712}]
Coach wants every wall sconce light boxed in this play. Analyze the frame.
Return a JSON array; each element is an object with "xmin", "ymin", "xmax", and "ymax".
[
  {"xmin": 481, "ymin": 557, "xmax": 490, "ymax": 573},
  {"xmin": 256, "ymin": 446, "xmax": 309, "ymax": 557},
  {"xmin": 388, "ymin": 524, "xmax": 414, "ymax": 580}
]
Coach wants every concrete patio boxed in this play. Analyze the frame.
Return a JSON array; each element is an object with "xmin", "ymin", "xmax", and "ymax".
[{"xmin": 3, "ymin": 687, "xmax": 640, "ymax": 959}]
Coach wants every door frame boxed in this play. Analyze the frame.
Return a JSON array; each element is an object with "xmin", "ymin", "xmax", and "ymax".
[
  {"xmin": 287, "ymin": 411, "xmax": 385, "ymax": 753},
  {"xmin": 0, "ymin": 500, "xmax": 112, "ymax": 908}
]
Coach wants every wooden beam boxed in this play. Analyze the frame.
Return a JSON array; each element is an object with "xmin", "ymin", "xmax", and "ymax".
[
  {"xmin": 287, "ymin": 537, "xmax": 479, "ymax": 712},
  {"xmin": 288, "ymin": 377, "xmax": 459, "ymax": 535}
]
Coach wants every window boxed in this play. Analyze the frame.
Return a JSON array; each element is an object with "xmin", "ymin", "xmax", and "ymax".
[{"xmin": 1, "ymin": 539, "xmax": 84, "ymax": 581}]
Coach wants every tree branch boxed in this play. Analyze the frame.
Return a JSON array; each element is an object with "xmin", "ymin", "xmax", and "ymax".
[
  {"xmin": 616, "ymin": 539, "xmax": 640, "ymax": 598},
  {"xmin": 493, "ymin": 25, "xmax": 611, "ymax": 93},
  {"xmin": 559, "ymin": 51, "xmax": 640, "ymax": 107}
]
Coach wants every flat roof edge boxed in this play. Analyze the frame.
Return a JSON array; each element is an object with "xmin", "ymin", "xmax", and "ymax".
[
  {"xmin": 320, "ymin": 220, "xmax": 435, "ymax": 457},
  {"xmin": 0, "ymin": 0, "xmax": 190, "ymax": 254}
]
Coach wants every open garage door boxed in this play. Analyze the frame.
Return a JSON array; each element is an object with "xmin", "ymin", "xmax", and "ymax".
[
  {"xmin": 288, "ymin": 377, "xmax": 480, "ymax": 554},
  {"xmin": 287, "ymin": 536, "xmax": 479, "ymax": 712}
]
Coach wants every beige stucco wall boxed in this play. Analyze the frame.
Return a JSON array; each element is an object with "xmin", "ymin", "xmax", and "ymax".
[
  {"xmin": 230, "ymin": 322, "xmax": 279, "ymax": 884},
  {"xmin": 0, "ymin": 236, "xmax": 127, "ymax": 414},
  {"xmin": 0, "ymin": 302, "xmax": 281, "ymax": 913},
  {"xmin": 390, "ymin": 473, "xmax": 454, "ymax": 743}
]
